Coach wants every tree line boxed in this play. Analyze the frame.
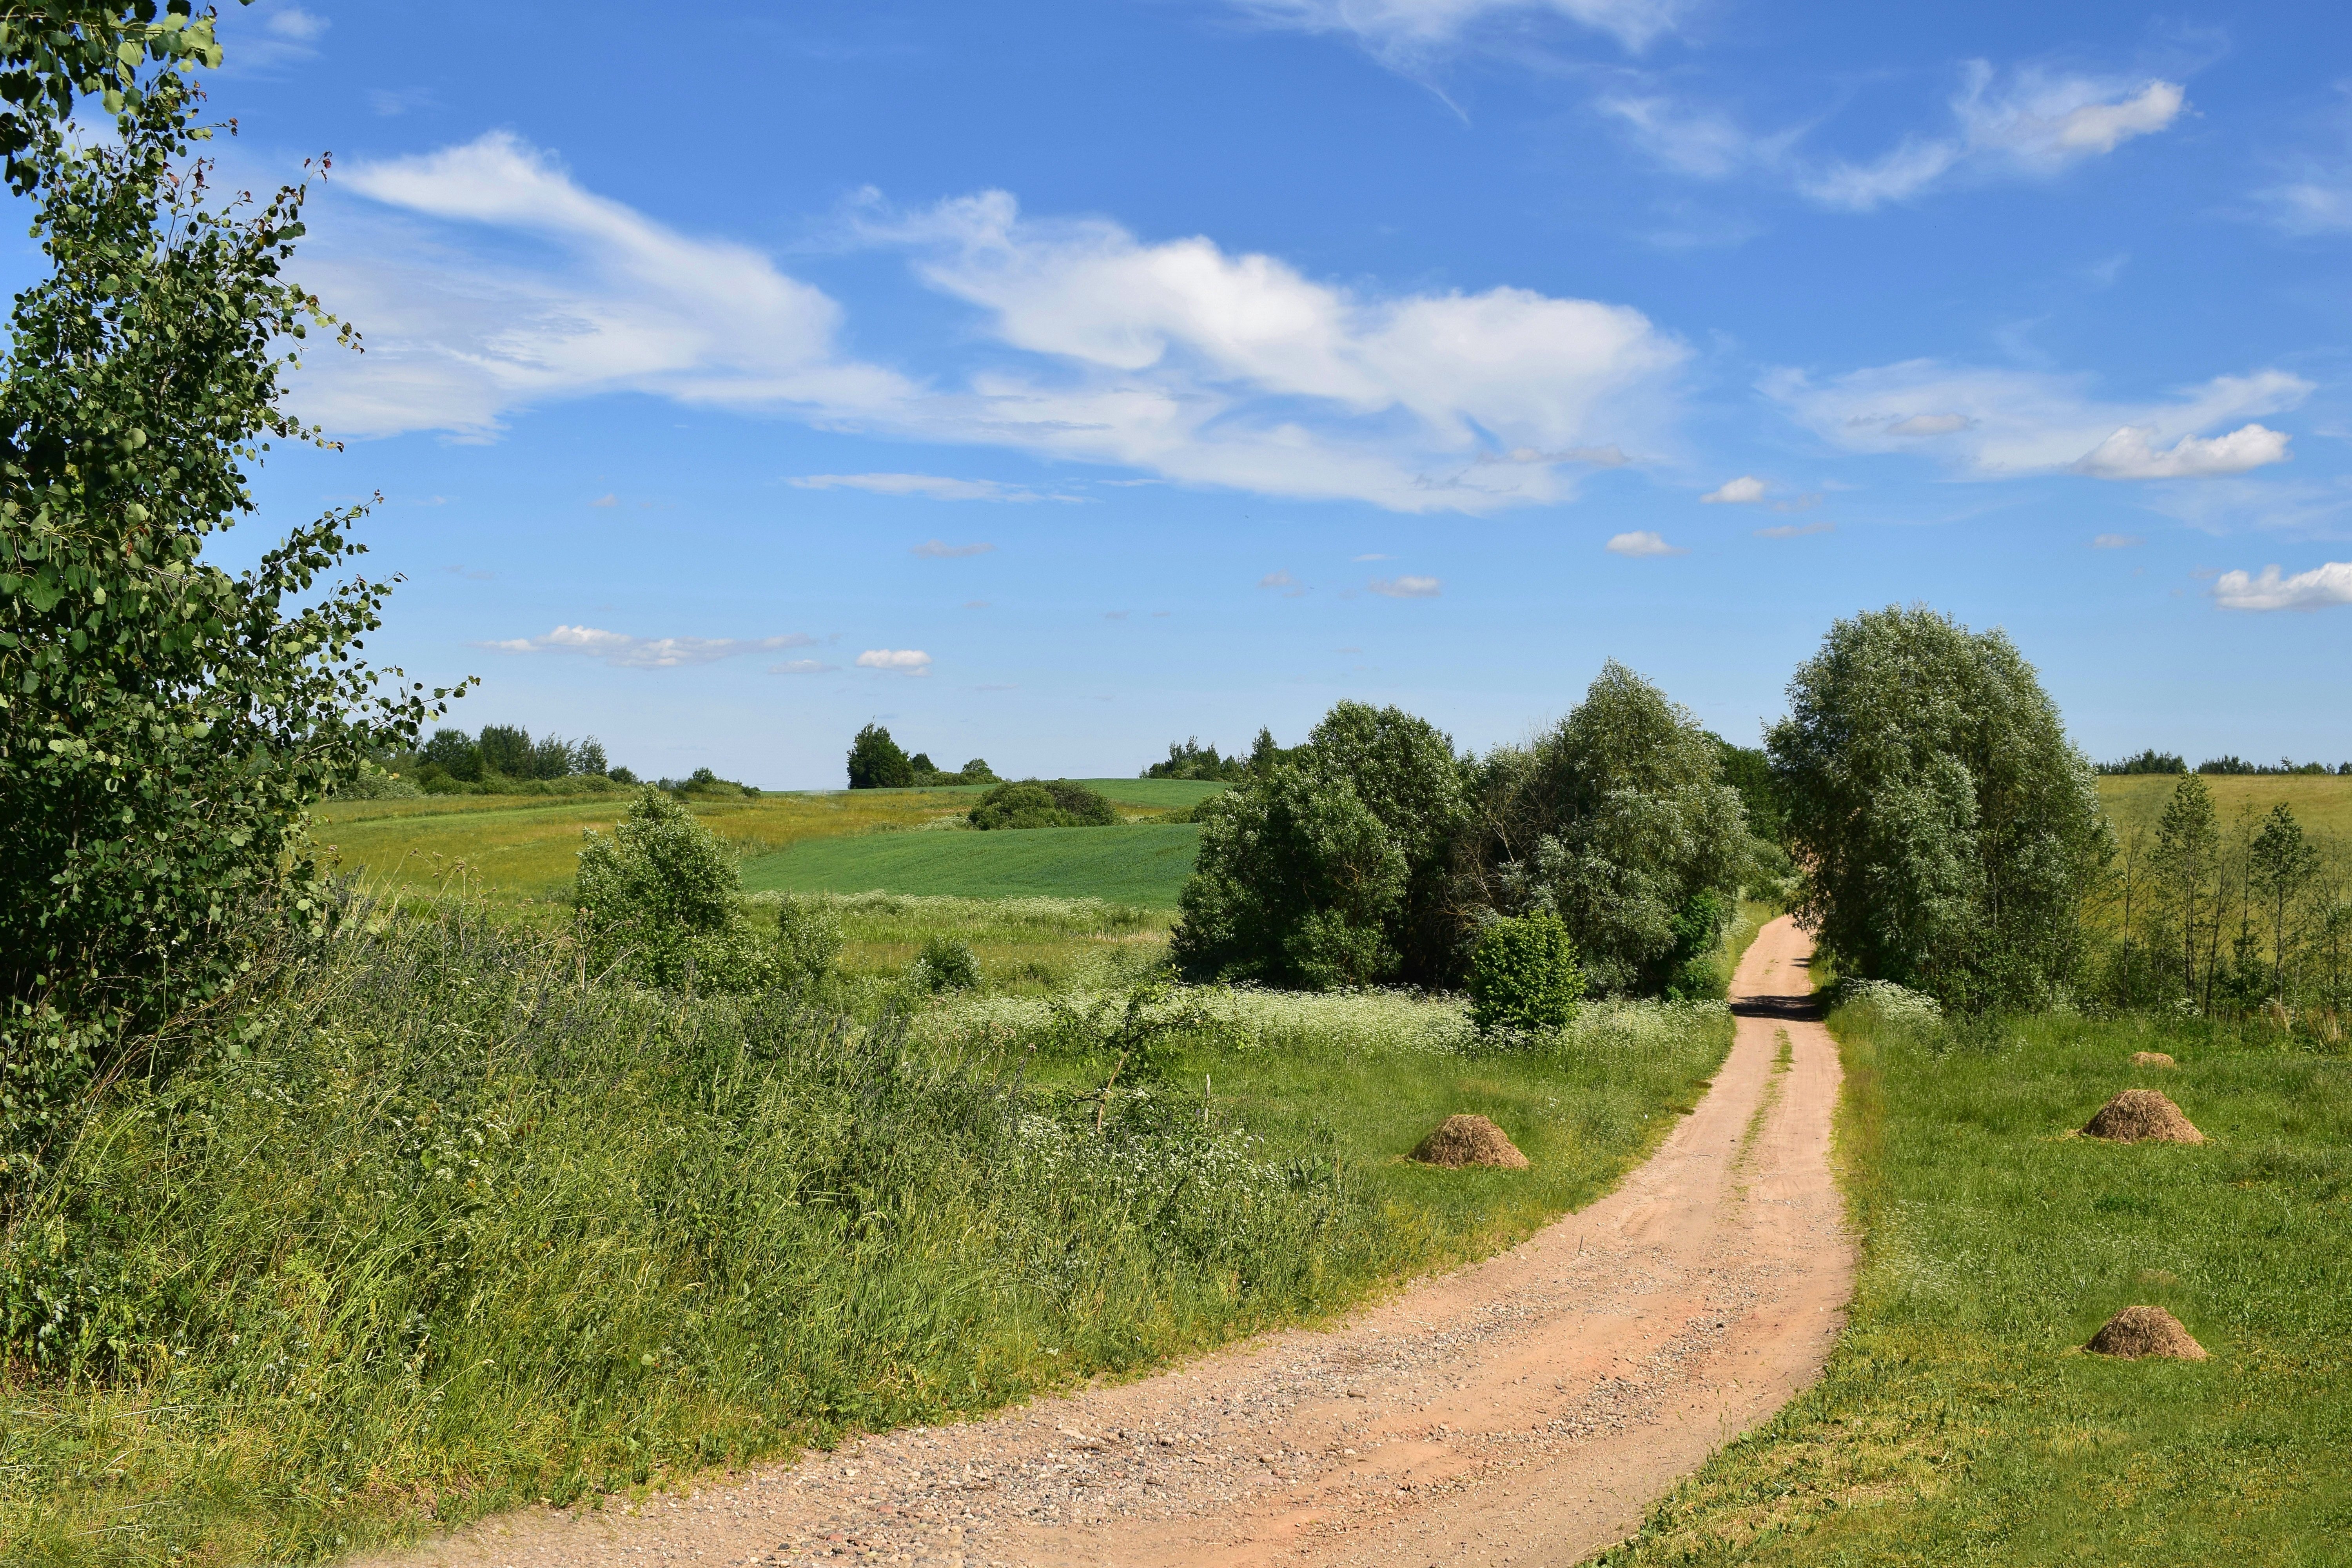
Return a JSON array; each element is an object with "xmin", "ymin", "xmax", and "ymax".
[{"xmin": 2100, "ymin": 748, "xmax": 2352, "ymax": 777}]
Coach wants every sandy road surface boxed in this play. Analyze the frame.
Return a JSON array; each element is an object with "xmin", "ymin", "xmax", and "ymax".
[{"xmin": 361, "ymin": 916, "xmax": 1851, "ymax": 1568}]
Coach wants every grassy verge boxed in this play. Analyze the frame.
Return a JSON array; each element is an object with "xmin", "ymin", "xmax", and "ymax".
[
  {"xmin": 1604, "ymin": 995, "xmax": 2352, "ymax": 1564},
  {"xmin": 2, "ymin": 908, "xmax": 1726, "ymax": 1567},
  {"xmin": 740, "ymin": 823, "xmax": 1201, "ymax": 906}
]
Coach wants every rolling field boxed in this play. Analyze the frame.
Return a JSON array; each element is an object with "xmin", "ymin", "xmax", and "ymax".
[
  {"xmin": 742, "ymin": 822, "xmax": 1202, "ymax": 906},
  {"xmin": 315, "ymin": 779, "xmax": 1225, "ymax": 902},
  {"xmin": 2098, "ymin": 773, "xmax": 2352, "ymax": 841}
]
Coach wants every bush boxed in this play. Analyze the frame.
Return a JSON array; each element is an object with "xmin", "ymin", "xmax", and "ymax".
[
  {"xmin": 969, "ymin": 778, "xmax": 1117, "ymax": 830},
  {"xmin": 771, "ymin": 896, "xmax": 843, "ymax": 990},
  {"xmin": 1468, "ymin": 911, "xmax": 1586, "ymax": 1035},
  {"xmin": 575, "ymin": 789, "xmax": 770, "ymax": 992},
  {"xmin": 330, "ymin": 763, "xmax": 425, "ymax": 800},
  {"xmin": 912, "ymin": 934, "xmax": 982, "ymax": 992},
  {"xmin": 848, "ymin": 723, "xmax": 913, "ymax": 789}
]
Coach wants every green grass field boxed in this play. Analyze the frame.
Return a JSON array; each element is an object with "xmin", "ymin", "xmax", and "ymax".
[
  {"xmin": 1609, "ymin": 995, "xmax": 2352, "ymax": 1564},
  {"xmin": 2098, "ymin": 772, "xmax": 2352, "ymax": 842},
  {"xmin": 742, "ymin": 823, "xmax": 1202, "ymax": 906}
]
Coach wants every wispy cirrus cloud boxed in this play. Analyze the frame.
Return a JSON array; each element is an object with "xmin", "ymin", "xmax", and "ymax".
[
  {"xmin": 1755, "ymin": 521, "xmax": 1833, "ymax": 539},
  {"xmin": 484, "ymin": 624, "xmax": 818, "ymax": 669},
  {"xmin": 2213, "ymin": 561, "xmax": 2352, "ymax": 612},
  {"xmin": 770, "ymin": 659, "xmax": 840, "ymax": 675},
  {"xmin": 2092, "ymin": 533, "xmax": 2144, "ymax": 548},
  {"xmin": 909, "ymin": 539, "xmax": 998, "ymax": 558},
  {"xmin": 1223, "ymin": 0, "xmax": 1692, "ymax": 62},
  {"xmin": 1367, "ymin": 573, "xmax": 1441, "ymax": 597},
  {"xmin": 790, "ymin": 472, "xmax": 1077, "ymax": 502},
  {"xmin": 1768, "ymin": 362, "xmax": 2308, "ymax": 479}
]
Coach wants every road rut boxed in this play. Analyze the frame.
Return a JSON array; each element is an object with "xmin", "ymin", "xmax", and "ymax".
[{"xmin": 360, "ymin": 915, "xmax": 1851, "ymax": 1568}]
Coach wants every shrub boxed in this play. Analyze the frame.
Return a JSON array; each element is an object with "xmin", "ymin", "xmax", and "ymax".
[
  {"xmin": 969, "ymin": 778, "xmax": 1116, "ymax": 830},
  {"xmin": 1144, "ymin": 738, "xmax": 1251, "ymax": 781},
  {"xmin": 772, "ymin": 896, "xmax": 843, "ymax": 989},
  {"xmin": 330, "ymin": 763, "xmax": 425, "ymax": 800},
  {"xmin": 848, "ymin": 723, "xmax": 913, "ymax": 789},
  {"xmin": 1468, "ymin": 911, "xmax": 1585, "ymax": 1035},
  {"xmin": 912, "ymin": 934, "xmax": 981, "ymax": 992},
  {"xmin": 575, "ymin": 789, "xmax": 770, "ymax": 992}
]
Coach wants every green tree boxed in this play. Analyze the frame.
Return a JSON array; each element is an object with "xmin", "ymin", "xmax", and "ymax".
[
  {"xmin": 1462, "ymin": 663, "xmax": 1748, "ymax": 996},
  {"xmin": 1172, "ymin": 702, "xmax": 1463, "ymax": 989},
  {"xmin": 575, "ymin": 789, "xmax": 768, "ymax": 992},
  {"xmin": 2, "ymin": 4, "xmax": 453, "ymax": 1171},
  {"xmin": 2151, "ymin": 772, "xmax": 2222, "ymax": 1004},
  {"xmin": 1769, "ymin": 606, "xmax": 2106, "ymax": 1010},
  {"xmin": 476, "ymin": 722, "xmax": 533, "ymax": 780},
  {"xmin": 846, "ymin": 722, "xmax": 912, "ymax": 789},
  {"xmin": 2247, "ymin": 802, "xmax": 2321, "ymax": 1003},
  {"xmin": 1467, "ymin": 911, "xmax": 1585, "ymax": 1035},
  {"xmin": 969, "ymin": 778, "xmax": 1115, "ymax": 829}
]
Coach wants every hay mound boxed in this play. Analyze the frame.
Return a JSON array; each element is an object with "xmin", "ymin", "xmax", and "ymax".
[
  {"xmin": 1410, "ymin": 1114, "xmax": 1529, "ymax": 1169},
  {"xmin": 2082, "ymin": 1089, "xmax": 2202, "ymax": 1144},
  {"xmin": 2130, "ymin": 1051, "xmax": 2176, "ymax": 1068},
  {"xmin": 2085, "ymin": 1305, "xmax": 2207, "ymax": 1361}
]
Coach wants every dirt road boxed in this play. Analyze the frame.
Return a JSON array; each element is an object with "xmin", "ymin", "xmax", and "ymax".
[{"xmin": 363, "ymin": 915, "xmax": 1851, "ymax": 1568}]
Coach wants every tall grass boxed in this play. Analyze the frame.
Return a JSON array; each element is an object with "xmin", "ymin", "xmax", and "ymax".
[{"xmin": 4, "ymin": 898, "xmax": 1729, "ymax": 1567}]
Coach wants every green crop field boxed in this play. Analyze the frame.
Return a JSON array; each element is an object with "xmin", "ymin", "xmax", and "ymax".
[
  {"xmin": 742, "ymin": 822, "xmax": 1203, "ymax": 906},
  {"xmin": 2097, "ymin": 773, "xmax": 2352, "ymax": 842}
]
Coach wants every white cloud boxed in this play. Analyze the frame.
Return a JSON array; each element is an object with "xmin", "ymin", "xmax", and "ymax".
[
  {"xmin": 1259, "ymin": 569, "xmax": 1303, "ymax": 590},
  {"xmin": 1769, "ymin": 362, "xmax": 2309, "ymax": 479},
  {"xmin": 1368, "ymin": 574, "xmax": 1443, "ymax": 597},
  {"xmin": 769, "ymin": 659, "xmax": 840, "ymax": 675},
  {"xmin": 589, "ymin": 492, "xmax": 617, "ymax": 507},
  {"xmin": 908, "ymin": 539, "xmax": 998, "ymax": 558},
  {"xmin": 267, "ymin": 5, "xmax": 329, "ymax": 41},
  {"xmin": 1228, "ymin": 0, "xmax": 1691, "ymax": 58},
  {"xmin": 295, "ymin": 132, "xmax": 916, "ymax": 439},
  {"xmin": 1755, "ymin": 521, "xmax": 1833, "ymax": 539},
  {"xmin": 1352, "ymin": 552, "xmax": 1393, "ymax": 561},
  {"xmin": 2092, "ymin": 533, "xmax": 2144, "ymax": 548},
  {"xmin": 1701, "ymin": 475, "xmax": 1766, "ymax": 504},
  {"xmin": 1597, "ymin": 96, "xmax": 1805, "ymax": 180},
  {"xmin": 2213, "ymin": 562, "xmax": 2352, "ymax": 612},
  {"xmin": 486, "ymin": 624, "xmax": 817, "ymax": 670},
  {"xmin": 790, "ymin": 472, "xmax": 1070, "ymax": 502},
  {"xmin": 305, "ymin": 145, "xmax": 1684, "ymax": 513},
  {"xmin": 1606, "ymin": 530, "xmax": 1684, "ymax": 556},
  {"xmin": 856, "ymin": 648, "xmax": 934, "ymax": 675},
  {"xmin": 1803, "ymin": 66, "xmax": 2184, "ymax": 210},
  {"xmin": 2074, "ymin": 423, "xmax": 2292, "ymax": 481}
]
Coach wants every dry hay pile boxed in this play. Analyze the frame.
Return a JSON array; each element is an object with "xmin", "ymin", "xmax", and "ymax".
[
  {"xmin": 1410, "ymin": 1114, "xmax": 1529, "ymax": 1169},
  {"xmin": 2130, "ymin": 1051, "xmax": 2177, "ymax": 1068},
  {"xmin": 2085, "ymin": 1305, "xmax": 2207, "ymax": 1361},
  {"xmin": 2082, "ymin": 1089, "xmax": 2203, "ymax": 1144}
]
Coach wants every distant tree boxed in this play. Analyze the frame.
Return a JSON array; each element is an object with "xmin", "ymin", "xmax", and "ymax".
[
  {"xmin": 1770, "ymin": 606, "xmax": 2107, "ymax": 1011},
  {"xmin": 2151, "ymin": 773, "xmax": 2221, "ymax": 1005},
  {"xmin": 1145, "ymin": 738, "xmax": 1250, "ymax": 781},
  {"xmin": 475, "ymin": 723, "xmax": 533, "ymax": 780},
  {"xmin": 528, "ymin": 732, "xmax": 575, "ymax": 780},
  {"xmin": 2248, "ymin": 802, "xmax": 2321, "ymax": 1004},
  {"xmin": 1462, "ymin": 664, "xmax": 1748, "ymax": 996},
  {"xmin": 574, "ymin": 736, "xmax": 609, "ymax": 777},
  {"xmin": 847, "ymin": 723, "xmax": 913, "ymax": 789},
  {"xmin": 957, "ymin": 757, "xmax": 999, "ymax": 784},
  {"xmin": 421, "ymin": 728, "xmax": 482, "ymax": 782},
  {"xmin": 1173, "ymin": 702, "xmax": 1465, "ymax": 989},
  {"xmin": 2198, "ymin": 755, "xmax": 2256, "ymax": 775},
  {"xmin": 1709, "ymin": 733, "xmax": 1784, "ymax": 842},
  {"xmin": 607, "ymin": 765, "xmax": 639, "ymax": 786},
  {"xmin": 908, "ymin": 750, "xmax": 937, "ymax": 777},
  {"xmin": 2100, "ymin": 749, "xmax": 2187, "ymax": 775}
]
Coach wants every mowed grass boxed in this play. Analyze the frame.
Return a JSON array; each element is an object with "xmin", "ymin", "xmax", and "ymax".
[
  {"xmin": 766, "ymin": 891, "xmax": 1174, "ymax": 993},
  {"xmin": 2098, "ymin": 772, "xmax": 2352, "ymax": 842},
  {"xmin": 1607, "ymin": 999, "xmax": 2352, "ymax": 1565},
  {"xmin": 743, "ymin": 824, "xmax": 1202, "ymax": 907}
]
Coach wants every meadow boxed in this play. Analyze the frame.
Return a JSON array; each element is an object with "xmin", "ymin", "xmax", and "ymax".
[
  {"xmin": 0, "ymin": 900, "xmax": 1732, "ymax": 1567},
  {"xmin": 1607, "ymin": 989, "xmax": 2352, "ymax": 1564},
  {"xmin": 2096, "ymin": 772, "xmax": 2352, "ymax": 842},
  {"xmin": 741, "ymin": 822, "xmax": 1201, "ymax": 906}
]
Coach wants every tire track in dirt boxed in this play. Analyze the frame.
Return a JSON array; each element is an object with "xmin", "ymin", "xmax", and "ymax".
[{"xmin": 358, "ymin": 916, "xmax": 1852, "ymax": 1568}]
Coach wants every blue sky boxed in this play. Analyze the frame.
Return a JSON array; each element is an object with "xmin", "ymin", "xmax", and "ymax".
[{"xmin": 135, "ymin": 0, "xmax": 2352, "ymax": 784}]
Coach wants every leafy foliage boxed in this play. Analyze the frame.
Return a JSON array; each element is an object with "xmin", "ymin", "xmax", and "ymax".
[
  {"xmin": 1173, "ymin": 702, "xmax": 1465, "ymax": 989},
  {"xmin": 575, "ymin": 789, "xmax": 769, "ymax": 992},
  {"xmin": 770, "ymin": 893, "xmax": 843, "ymax": 991},
  {"xmin": 1467, "ymin": 911, "xmax": 1585, "ymax": 1036},
  {"xmin": 846, "ymin": 722, "xmax": 913, "ymax": 789},
  {"xmin": 969, "ymin": 777, "xmax": 1116, "ymax": 830},
  {"xmin": 911, "ymin": 933, "xmax": 981, "ymax": 992},
  {"xmin": 1770, "ymin": 605, "xmax": 2107, "ymax": 1011},
  {"xmin": 1460, "ymin": 663, "xmax": 1749, "ymax": 996},
  {"xmin": 0, "ymin": 11, "xmax": 450, "ymax": 1183},
  {"xmin": 1143, "ymin": 737, "xmax": 1252, "ymax": 781}
]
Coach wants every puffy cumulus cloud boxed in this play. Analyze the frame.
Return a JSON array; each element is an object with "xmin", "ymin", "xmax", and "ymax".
[
  {"xmin": 1606, "ymin": 530, "xmax": 1685, "ymax": 556},
  {"xmin": 2213, "ymin": 561, "xmax": 2352, "ymax": 612},
  {"xmin": 1701, "ymin": 475, "xmax": 1766, "ymax": 504},
  {"xmin": 1803, "ymin": 65, "xmax": 2184, "ymax": 209},
  {"xmin": 486, "ymin": 625, "xmax": 818, "ymax": 670},
  {"xmin": 877, "ymin": 191, "xmax": 1685, "ymax": 512},
  {"xmin": 301, "ymin": 144, "xmax": 1682, "ymax": 514},
  {"xmin": 1227, "ymin": 0, "xmax": 1690, "ymax": 60},
  {"xmin": 292, "ymin": 132, "xmax": 916, "ymax": 439},
  {"xmin": 1768, "ymin": 362, "xmax": 2308, "ymax": 479},
  {"xmin": 1367, "ymin": 574, "xmax": 1442, "ymax": 597},
  {"xmin": 855, "ymin": 648, "xmax": 934, "ymax": 675},
  {"xmin": 2074, "ymin": 424, "xmax": 2292, "ymax": 481},
  {"xmin": 791, "ymin": 472, "xmax": 1072, "ymax": 503}
]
